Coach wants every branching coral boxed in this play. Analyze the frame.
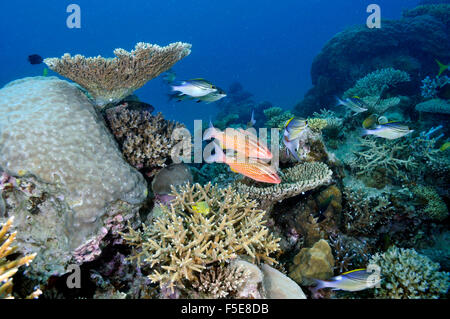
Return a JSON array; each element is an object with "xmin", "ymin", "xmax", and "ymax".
[
  {"xmin": 411, "ymin": 185, "xmax": 448, "ymax": 221},
  {"xmin": 415, "ymin": 98, "xmax": 450, "ymax": 114},
  {"xmin": 105, "ymin": 103, "xmax": 185, "ymax": 177},
  {"xmin": 234, "ymin": 162, "xmax": 332, "ymax": 206},
  {"xmin": 361, "ymin": 96, "xmax": 401, "ymax": 114},
  {"xmin": 263, "ymin": 107, "xmax": 294, "ymax": 128},
  {"xmin": 369, "ymin": 246, "xmax": 450, "ymax": 299},
  {"xmin": 305, "ymin": 118, "xmax": 328, "ymax": 132},
  {"xmin": 191, "ymin": 263, "xmax": 250, "ymax": 299},
  {"xmin": 44, "ymin": 42, "xmax": 191, "ymax": 107},
  {"xmin": 343, "ymin": 68, "xmax": 411, "ymax": 98},
  {"xmin": 0, "ymin": 217, "xmax": 41, "ymax": 299},
  {"xmin": 121, "ymin": 183, "xmax": 280, "ymax": 292},
  {"xmin": 349, "ymin": 137, "xmax": 417, "ymax": 178}
]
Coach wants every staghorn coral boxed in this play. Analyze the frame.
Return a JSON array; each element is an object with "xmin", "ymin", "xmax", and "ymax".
[
  {"xmin": 105, "ymin": 103, "xmax": 185, "ymax": 177},
  {"xmin": 361, "ymin": 96, "xmax": 401, "ymax": 114},
  {"xmin": 44, "ymin": 42, "xmax": 191, "ymax": 107},
  {"xmin": 348, "ymin": 137, "xmax": 417, "ymax": 179},
  {"xmin": 121, "ymin": 183, "xmax": 280, "ymax": 292},
  {"xmin": 415, "ymin": 98, "xmax": 450, "ymax": 114},
  {"xmin": 234, "ymin": 162, "xmax": 332, "ymax": 208},
  {"xmin": 411, "ymin": 185, "xmax": 448, "ymax": 221},
  {"xmin": 369, "ymin": 246, "xmax": 450, "ymax": 299},
  {"xmin": 343, "ymin": 68, "xmax": 411, "ymax": 98},
  {"xmin": 0, "ymin": 217, "xmax": 41, "ymax": 299},
  {"xmin": 305, "ymin": 118, "xmax": 328, "ymax": 132},
  {"xmin": 191, "ymin": 263, "xmax": 250, "ymax": 299}
]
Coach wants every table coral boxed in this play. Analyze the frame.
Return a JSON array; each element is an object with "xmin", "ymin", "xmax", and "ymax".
[
  {"xmin": 105, "ymin": 103, "xmax": 185, "ymax": 177},
  {"xmin": 44, "ymin": 42, "xmax": 191, "ymax": 107},
  {"xmin": 369, "ymin": 246, "xmax": 450, "ymax": 299},
  {"xmin": 234, "ymin": 162, "xmax": 333, "ymax": 209},
  {"xmin": 415, "ymin": 98, "xmax": 450, "ymax": 114},
  {"xmin": 343, "ymin": 68, "xmax": 410, "ymax": 98},
  {"xmin": 121, "ymin": 183, "xmax": 280, "ymax": 292}
]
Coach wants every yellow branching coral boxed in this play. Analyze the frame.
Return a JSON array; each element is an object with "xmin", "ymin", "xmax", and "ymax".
[
  {"xmin": 0, "ymin": 217, "xmax": 41, "ymax": 299},
  {"xmin": 121, "ymin": 183, "xmax": 280, "ymax": 291},
  {"xmin": 306, "ymin": 118, "xmax": 328, "ymax": 132},
  {"xmin": 44, "ymin": 41, "xmax": 191, "ymax": 107},
  {"xmin": 234, "ymin": 162, "xmax": 332, "ymax": 204}
]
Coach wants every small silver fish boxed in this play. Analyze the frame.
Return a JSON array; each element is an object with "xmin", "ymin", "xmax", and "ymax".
[
  {"xmin": 195, "ymin": 87, "xmax": 226, "ymax": 103},
  {"xmin": 283, "ymin": 136, "xmax": 301, "ymax": 161},
  {"xmin": 313, "ymin": 268, "xmax": 381, "ymax": 292},
  {"xmin": 171, "ymin": 78, "xmax": 218, "ymax": 97},
  {"xmin": 337, "ymin": 97, "xmax": 368, "ymax": 116},
  {"xmin": 362, "ymin": 122, "xmax": 414, "ymax": 140},
  {"xmin": 247, "ymin": 110, "xmax": 256, "ymax": 128}
]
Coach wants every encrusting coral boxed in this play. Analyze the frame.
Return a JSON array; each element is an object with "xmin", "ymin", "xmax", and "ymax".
[
  {"xmin": 105, "ymin": 103, "xmax": 185, "ymax": 177},
  {"xmin": 44, "ymin": 42, "xmax": 191, "ymax": 107},
  {"xmin": 121, "ymin": 183, "xmax": 280, "ymax": 292},
  {"xmin": 234, "ymin": 162, "xmax": 332, "ymax": 208},
  {"xmin": 0, "ymin": 217, "xmax": 41, "ymax": 299},
  {"xmin": 369, "ymin": 246, "xmax": 450, "ymax": 299},
  {"xmin": 411, "ymin": 185, "xmax": 448, "ymax": 221}
]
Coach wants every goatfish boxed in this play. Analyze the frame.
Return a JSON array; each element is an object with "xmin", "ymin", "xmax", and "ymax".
[
  {"xmin": 436, "ymin": 59, "xmax": 449, "ymax": 77},
  {"xmin": 204, "ymin": 124, "xmax": 272, "ymax": 160},
  {"xmin": 171, "ymin": 78, "xmax": 218, "ymax": 98},
  {"xmin": 313, "ymin": 268, "xmax": 381, "ymax": 292},
  {"xmin": 362, "ymin": 122, "xmax": 414, "ymax": 140},
  {"xmin": 192, "ymin": 201, "xmax": 210, "ymax": 215},
  {"xmin": 206, "ymin": 142, "xmax": 281, "ymax": 184},
  {"xmin": 337, "ymin": 96, "xmax": 368, "ymax": 116},
  {"xmin": 284, "ymin": 117, "xmax": 308, "ymax": 141}
]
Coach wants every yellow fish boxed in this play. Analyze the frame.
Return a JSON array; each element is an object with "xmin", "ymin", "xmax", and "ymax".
[
  {"xmin": 362, "ymin": 114, "xmax": 378, "ymax": 129},
  {"xmin": 440, "ymin": 141, "xmax": 450, "ymax": 151},
  {"xmin": 192, "ymin": 201, "xmax": 210, "ymax": 215}
]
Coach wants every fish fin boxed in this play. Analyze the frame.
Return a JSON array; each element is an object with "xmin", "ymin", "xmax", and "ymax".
[
  {"xmin": 359, "ymin": 128, "xmax": 370, "ymax": 137},
  {"xmin": 311, "ymin": 279, "xmax": 329, "ymax": 293},
  {"xmin": 205, "ymin": 141, "xmax": 225, "ymax": 163},
  {"xmin": 436, "ymin": 59, "xmax": 448, "ymax": 76},
  {"xmin": 341, "ymin": 268, "xmax": 366, "ymax": 275},
  {"xmin": 203, "ymin": 120, "xmax": 219, "ymax": 141},
  {"xmin": 335, "ymin": 96, "xmax": 346, "ymax": 107}
]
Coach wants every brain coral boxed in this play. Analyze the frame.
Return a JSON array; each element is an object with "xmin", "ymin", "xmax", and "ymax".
[
  {"xmin": 0, "ymin": 77, "xmax": 147, "ymax": 249},
  {"xmin": 369, "ymin": 246, "xmax": 450, "ymax": 299}
]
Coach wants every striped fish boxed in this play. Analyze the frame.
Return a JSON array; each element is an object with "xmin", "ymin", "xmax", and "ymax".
[
  {"xmin": 313, "ymin": 268, "xmax": 381, "ymax": 292},
  {"xmin": 362, "ymin": 122, "xmax": 413, "ymax": 140}
]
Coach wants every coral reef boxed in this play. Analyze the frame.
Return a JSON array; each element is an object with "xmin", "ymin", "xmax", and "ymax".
[
  {"xmin": 415, "ymin": 98, "xmax": 450, "ymax": 114},
  {"xmin": 0, "ymin": 217, "xmax": 41, "ymax": 299},
  {"xmin": 263, "ymin": 107, "xmax": 294, "ymax": 128},
  {"xmin": 294, "ymin": 6, "xmax": 450, "ymax": 116},
  {"xmin": 260, "ymin": 263, "xmax": 306, "ymax": 299},
  {"xmin": 191, "ymin": 263, "xmax": 250, "ymax": 298},
  {"xmin": 343, "ymin": 68, "xmax": 410, "ymax": 99},
  {"xmin": 411, "ymin": 185, "xmax": 448, "ymax": 221},
  {"xmin": 121, "ymin": 183, "xmax": 280, "ymax": 292},
  {"xmin": 44, "ymin": 42, "xmax": 191, "ymax": 107},
  {"xmin": 0, "ymin": 77, "xmax": 147, "ymax": 262},
  {"xmin": 234, "ymin": 162, "xmax": 332, "ymax": 209},
  {"xmin": 288, "ymin": 239, "xmax": 335, "ymax": 286},
  {"xmin": 105, "ymin": 103, "xmax": 185, "ymax": 177},
  {"xmin": 369, "ymin": 246, "xmax": 450, "ymax": 299}
]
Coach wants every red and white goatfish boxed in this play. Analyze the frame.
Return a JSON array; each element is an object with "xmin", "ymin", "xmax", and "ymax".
[
  {"xmin": 206, "ymin": 142, "xmax": 281, "ymax": 184},
  {"xmin": 204, "ymin": 124, "xmax": 272, "ymax": 160}
]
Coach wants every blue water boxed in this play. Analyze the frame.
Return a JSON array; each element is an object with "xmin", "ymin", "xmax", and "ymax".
[{"xmin": 0, "ymin": 0, "xmax": 419, "ymax": 128}]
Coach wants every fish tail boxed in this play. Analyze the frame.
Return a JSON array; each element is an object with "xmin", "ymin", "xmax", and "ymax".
[
  {"xmin": 360, "ymin": 128, "xmax": 371, "ymax": 137},
  {"xmin": 311, "ymin": 279, "xmax": 329, "ymax": 293},
  {"xmin": 436, "ymin": 59, "xmax": 448, "ymax": 76},
  {"xmin": 203, "ymin": 120, "xmax": 219, "ymax": 141},
  {"xmin": 205, "ymin": 141, "xmax": 225, "ymax": 163},
  {"xmin": 335, "ymin": 96, "xmax": 346, "ymax": 107}
]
